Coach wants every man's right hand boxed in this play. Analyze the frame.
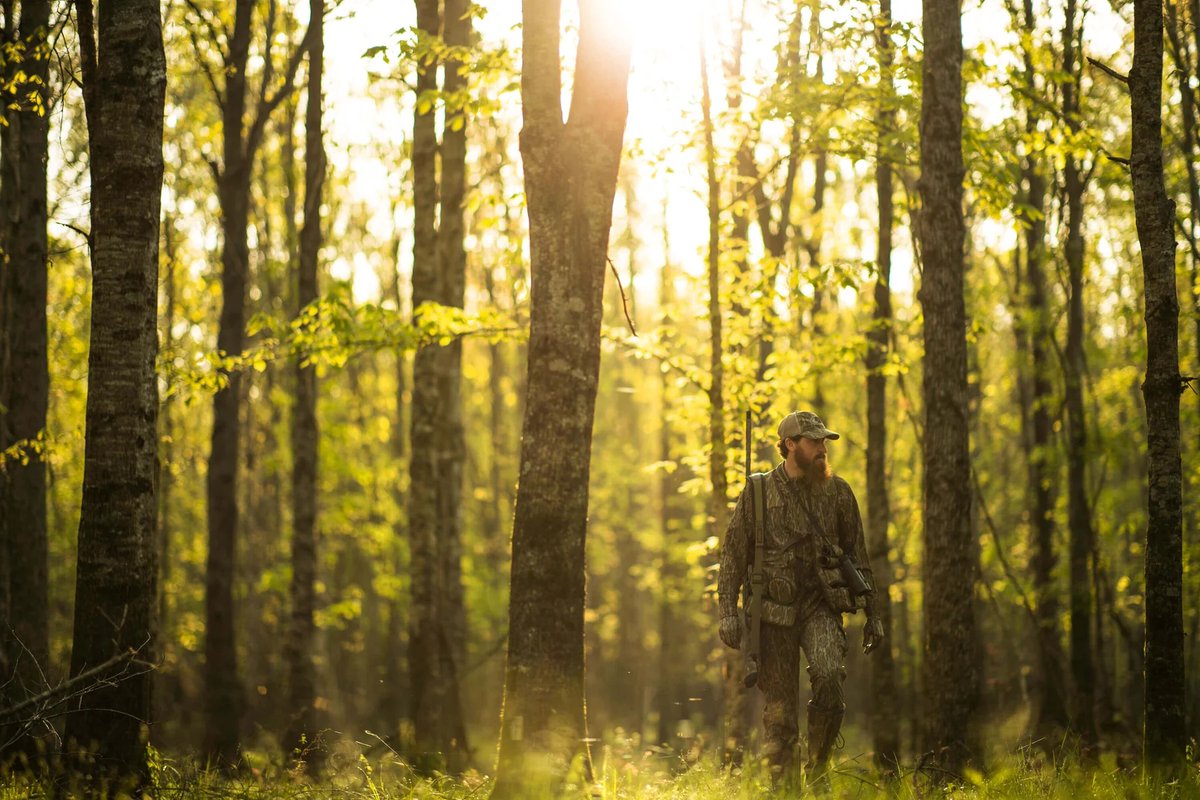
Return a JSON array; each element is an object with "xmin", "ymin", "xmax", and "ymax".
[{"xmin": 719, "ymin": 615, "xmax": 742, "ymax": 649}]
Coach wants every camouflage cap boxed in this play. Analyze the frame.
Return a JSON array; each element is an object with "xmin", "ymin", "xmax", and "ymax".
[{"xmin": 777, "ymin": 411, "xmax": 840, "ymax": 441}]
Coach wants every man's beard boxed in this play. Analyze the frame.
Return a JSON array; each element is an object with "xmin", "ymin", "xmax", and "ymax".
[{"xmin": 791, "ymin": 450, "xmax": 832, "ymax": 484}]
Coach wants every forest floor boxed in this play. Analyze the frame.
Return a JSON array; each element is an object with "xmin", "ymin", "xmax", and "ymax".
[{"xmin": 3, "ymin": 748, "xmax": 1199, "ymax": 799}]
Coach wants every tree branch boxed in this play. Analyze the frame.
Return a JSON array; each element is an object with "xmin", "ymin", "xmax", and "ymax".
[{"xmin": 1087, "ymin": 56, "xmax": 1130, "ymax": 87}]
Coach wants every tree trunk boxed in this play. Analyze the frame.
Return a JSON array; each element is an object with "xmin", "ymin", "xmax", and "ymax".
[
  {"xmin": 0, "ymin": 0, "xmax": 13, "ymax": 746},
  {"xmin": 65, "ymin": 0, "xmax": 164, "ymax": 785},
  {"xmin": 1130, "ymin": 0, "xmax": 1186, "ymax": 768},
  {"xmin": 866, "ymin": 0, "xmax": 899, "ymax": 772},
  {"xmin": 1007, "ymin": 0, "xmax": 1073, "ymax": 740},
  {"xmin": 654, "ymin": 229, "xmax": 690, "ymax": 751},
  {"xmin": 917, "ymin": 0, "xmax": 979, "ymax": 776},
  {"xmin": 699, "ymin": 29, "xmax": 742, "ymax": 766},
  {"xmin": 284, "ymin": 0, "xmax": 324, "ymax": 766},
  {"xmin": 489, "ymin": 1, "xmax": 632, "ymax": 795},
  {"xmin": 200, "ymin": 0, "xmax": 311, "ymax": 764},
  {"xmin": 409, "ymin": 0, "xmax": 471, "ymax": 771},
  {"xmin": 0, "ymin": 0, "xmax": 51, "ymax": 764},
  {"xmin": 1061, "ymin": 0, "xmax": 1097, "ymax": 747},
  {"xmin": 204, "ymin": 0, "xmax": 254, "ymax": 764}
]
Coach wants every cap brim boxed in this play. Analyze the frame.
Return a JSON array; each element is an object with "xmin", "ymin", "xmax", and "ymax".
[{"xmin": 802, "ymin": 430, "xmax": 840, "ymax": 440}]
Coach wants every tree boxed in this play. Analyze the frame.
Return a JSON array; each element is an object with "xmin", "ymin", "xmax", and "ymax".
[
  {"xmin": 184, "ymin": 0, "xmax": 312, "ymax": 763},
  {"xmin": 918, "ymin": 0, "xmax": 979, "ymax": 775},
  {"xmin": 0, "ymin": 0, "xmax": 51, "ymax": 764},
  {"xmin": 1060, "ymin": 0, "xmax": 1096, "ymax": 746},
  {"xmin": 866, "ymin": 0, "xmax": 900, "ymax": 772},
  {"xmin": 1129, "ymin": 0, "xmax": 1186, "ymax": 768},
  {"xmin": 1006, "ymin": 0, "xmax": 1072, "ymax": 740},
  {"xmin": 408, "ymin": 0, "xmax": 471, "ymax": 771},
  {"xmin": 699, "ymin": 24, "xmax": 742, "ymax": 765},
  {"xmin": 64, "ymin": 0, "xmax": 165, "ymax": 785},
  {"xmin": 284, "ymin": 0, "xmax": 325, "ymax": 766},
  {"xmin": 489, "ymin": 0, "xmax": 633, "ymax": 794}
]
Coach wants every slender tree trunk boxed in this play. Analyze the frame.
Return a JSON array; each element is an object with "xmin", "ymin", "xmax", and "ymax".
[
  {"xmin": 0, "ymin": 0, "xmax": 13, "ymax": 744},
  {"xmin": 285, "ymin": 0, "xmax": 324, "ymax": 766},
  {"xmin": 409, "ymin": 0, "xmax": 470, "ymax": 770},
  {"xmin": 490, "ymin": 1, "xmax": 632, "ymax": 794},
  {"xmin": 201, "ymin": 0, "xmax": 311, "ymax": 764},
  {"xmin": 0, "ymin": 0, "xmax": 51, "ymax": 764},
  {"xmin": 699, "ymin": 29, "xmax": 741, "ymax": 766},
  {"xmin": 65, "ymin": 0, "xmax": 165, "ymax": 785},
  {"xmin": 918, "ymin": 0, "xmax": 979, "ymax": 776},
  {"xmin": 654, "ymin": 225, "xmax": 689, "ymax": 750},
  {"xmin": 1130, "ymin": 0, "xmax": 1186, "ymax": 768},
  {"xmin": 1008, "ymin": 0, "xmax": 1073, "ymax": 739},
  {"xmin": 866, "ymin": 0, "xmax": 899, "ymax": 772},
  {"xmin": 1061, "ymin": 0, "xmax": 1097, "ymax": 747},
  {"xmin": 437, "ymin": 0, "xmax": 470, "ymax": 768},
  {"xmin": 382, "ymin": 238, "xmax": 409, "ymax": 739},
  {"xmin": 204, "ymin": 1, "xmax": 254, "ymax": 764}
]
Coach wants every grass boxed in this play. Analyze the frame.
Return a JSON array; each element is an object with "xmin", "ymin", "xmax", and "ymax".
[{"xmin": 2, "ymin": 743, "xmax": 1198, "ymax": 799}]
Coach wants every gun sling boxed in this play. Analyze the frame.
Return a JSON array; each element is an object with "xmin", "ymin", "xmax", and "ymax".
[{"xmin": 745, "ymin": 473, "xmax": 766, "ymax": 688}]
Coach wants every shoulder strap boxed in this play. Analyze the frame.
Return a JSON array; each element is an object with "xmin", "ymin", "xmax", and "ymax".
[{"xmin": 745, "ymin": 473, "xmax": 766, "ymax": 686}]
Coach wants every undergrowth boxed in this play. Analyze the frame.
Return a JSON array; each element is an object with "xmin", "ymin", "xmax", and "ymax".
[{"xmin": 2, "ymin": 746, "xmax": 1197, "ymax": 799}]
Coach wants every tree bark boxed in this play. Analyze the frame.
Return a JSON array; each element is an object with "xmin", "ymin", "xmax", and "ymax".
[
  {"xmin": 490, "ymin": 1, "xmax": 632, "ymax": 795},
  {"xmin": 200, "ymin": 0, "xmax": 311, "ymax": 765},
  {"xmin": 65, "ymin": 0, "xmax": 165, "ymax": 785},
  {"xmin": 284, "ymin": 0, "xmax": 324, "ymax": 767},
  {"xmin": 1130, "ymin": 0, "xmax": 1186, "ymax": 768},
  {"xmin": 699, "ymin": 29, "xmax": 743, "ymax": 766},
  {"xmin": 0, "ymin": 0, "xmax": 51, "ymax": 764},
  {"xmin": 1061, "ymin": 0, "xmax": 1097, "ymax": 747},
  {"xmin": 866, "ymin": 0, "xmax": 899, "ymax": 773},
  {"xmin": 917, "ymin": 0, "xmax": 979, "ymax": 776},
  {"xmin": 408, "ymin": 0, "xmax": 471, "ymax": 771}
]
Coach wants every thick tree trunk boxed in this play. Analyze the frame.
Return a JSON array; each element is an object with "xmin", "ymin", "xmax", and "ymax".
[
  {"xmin": 1130, "ymin": 0, "xmax": 1186, "ymax": 768},
  {"xmin": 0, "ymin": 0, "xmax": 51, "ymax": 763},
  {"xmin": 866, "ymin": 0, "xmax": 899, "ymax": 772},
  {"xmin": 65, "ymin": 0, "xmax": 164, "ymax": 785},
  {"xmin": 917, "ymin": 0, "xmax": 979, "ymax": 776},
  {"xmin": 1061, "ymin": 0, "xmax": 1097, "ymax": 746},
  {"xmin": 490, "ymin": 1, "xmax": 632, "ymax": 795},
  {"xmin": 285, "ymin": 0, "xmax": 324, "ymax": 766}
]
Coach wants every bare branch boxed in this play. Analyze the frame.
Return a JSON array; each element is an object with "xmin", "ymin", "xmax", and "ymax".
[
  {"xmin": 247, "ymin": 21, "xmax": 316, "ymax": 160},
  {"xmin": 0, "ymin": 649, "xmax": 148, "ymax": 725},
  {"xmin": 1087, "ymin": 56, "xmax": 1130, "ymax": 87}
]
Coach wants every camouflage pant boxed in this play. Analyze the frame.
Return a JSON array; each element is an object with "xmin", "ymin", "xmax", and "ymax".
[{"xmin": 758, "ymin": 605, "xmax": 846, "ymax": 775}]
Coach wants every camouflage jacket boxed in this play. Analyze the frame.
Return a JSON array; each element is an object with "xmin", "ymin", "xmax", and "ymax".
[{"xmin": 717, "ymin": 462, "xmax": 878, "ymax": 626}]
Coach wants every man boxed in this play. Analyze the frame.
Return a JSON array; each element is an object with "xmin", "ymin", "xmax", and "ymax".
[{"xmin": 718, "ymin": 410, "xmax": 885, "ymax": 786}]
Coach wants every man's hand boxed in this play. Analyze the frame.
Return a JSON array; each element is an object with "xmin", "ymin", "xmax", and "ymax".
[
  {"xmin": 719, "ymin": 615, "xmax": 742, "ymax": 650},
  {"xmin": 863, "ymin": 616, "xmax": 885, "ymax": 654}
]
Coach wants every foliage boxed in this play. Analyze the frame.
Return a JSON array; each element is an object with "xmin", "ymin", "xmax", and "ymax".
[{"xmin": 3, "ymin": 749, "xmax": 1198, "ymax": 799}]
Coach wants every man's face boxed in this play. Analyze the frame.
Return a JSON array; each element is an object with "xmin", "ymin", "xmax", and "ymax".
[{"xmin": 788, "ymin": 436, "xmax": 831, "ymax": 482}]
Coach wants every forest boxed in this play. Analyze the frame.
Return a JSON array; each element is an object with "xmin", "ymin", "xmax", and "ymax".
[{"xmin": 0, "ymin": 0, "xmax": 1197, "ymax": 796}]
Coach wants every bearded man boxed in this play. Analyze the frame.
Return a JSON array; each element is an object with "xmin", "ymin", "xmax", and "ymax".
[{"xmin": 717, "ymin": 411, "xmax": 885, "ymax": 787}]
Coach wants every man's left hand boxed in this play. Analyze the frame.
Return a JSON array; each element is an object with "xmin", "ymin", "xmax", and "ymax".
[{"xmin": 863, "ymin": 616, "xmax": 885, "ymax": 655}]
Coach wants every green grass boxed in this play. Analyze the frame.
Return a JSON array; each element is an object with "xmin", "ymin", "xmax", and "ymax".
[{"xmin": 3, "ymin": 747, "xmax": 1198, "ymax": 799}]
